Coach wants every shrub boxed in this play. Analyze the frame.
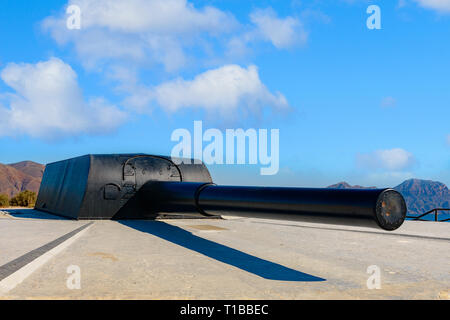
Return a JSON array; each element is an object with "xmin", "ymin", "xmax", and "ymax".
[
  {"xmin": 10, "ymin": 190, "xmax": 37, "ymax": 207},
  {"xmin": 0, "ymin": 194, "xmax": 9, "ymax": 207}
]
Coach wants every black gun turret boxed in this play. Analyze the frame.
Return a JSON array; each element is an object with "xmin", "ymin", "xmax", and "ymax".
[{"xmin": 35, "ymin": 154, "xmax": 406, "ymax": 230}]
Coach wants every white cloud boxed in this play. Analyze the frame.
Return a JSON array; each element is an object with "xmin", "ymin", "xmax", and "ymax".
[
  {"xmin": 124, "ymin": 64, "xmax": 289, "ymax": 115},
  {"xmin": 67, "ymin": 0, "xmax": 234, "ymax": 33},
  {"xmin": 249, "ymin": 8, "xmax": 307, "ymax": 49},
  {"xmin": 0, "ymin": 58, "xmax": 126, "ymax": 139},
  {"xmin": 44, "ymin": 2, "xmax": 309, "ymax": 72},
  {"xmin": 357, "ymin": 148, "xmax": 415, "ymax": 171},
  {"xmin": 225, "ymin": 8, "xmax": 308, "ymax": 58},
  {"xmin": 40, "ymin": 1, "xmax": 296, "ymax": 123},
  {"xmin": 381, "ymin": 96, "xmax": 397, "ymax": 108},
  {"xmin": 43, "ymin": 0, "xmax": 238, "ymax": 71},
  {"xmin": 414, "ymin": 0, "xmax": 450, "ymax": 13}
]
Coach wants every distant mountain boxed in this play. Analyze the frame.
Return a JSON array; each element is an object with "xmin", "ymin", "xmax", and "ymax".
[
  {"xmin": 328, "ymin": 179, "xmax": 450, "ymax": 215},
  {"xmin": 394, "ymin": 179, "xmax": 450, "ymax": 215},
  {"xmin": 327, "ymin": 182, "xmax": 376, "ymax": 189},
  {"xmin": 0, "ymin": 161, "xmax": 45, "ymax": 197},
  {"xmin": 8, "ymin": 161, "xmax": 45, "ymax": 179}
]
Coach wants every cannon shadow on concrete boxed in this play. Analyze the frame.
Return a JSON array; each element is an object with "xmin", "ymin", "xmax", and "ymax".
[{"xmin": 119, "ymin": 220, "xmax": 325, "ymax": 282}]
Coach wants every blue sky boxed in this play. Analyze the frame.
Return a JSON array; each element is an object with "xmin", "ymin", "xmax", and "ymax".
[{"xmin": 0, "ymin": 0, "xmax": 449, "ymax": 188}]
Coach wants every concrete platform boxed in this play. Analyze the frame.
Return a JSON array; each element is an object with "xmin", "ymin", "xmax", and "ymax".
[{"xmin": 0, "ymin": 209, "xmax": 448, "ymax": 299}]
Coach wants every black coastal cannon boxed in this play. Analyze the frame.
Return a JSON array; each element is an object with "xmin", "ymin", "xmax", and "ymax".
[{"xmin": 35, "ymin": 154, "xmax": 407, "ymax": 230}]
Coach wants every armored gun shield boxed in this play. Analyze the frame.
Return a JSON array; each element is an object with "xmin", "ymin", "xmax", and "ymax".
[{"xmin": 35, "ymin": 154, "xmax": 212, "ymax": 219}]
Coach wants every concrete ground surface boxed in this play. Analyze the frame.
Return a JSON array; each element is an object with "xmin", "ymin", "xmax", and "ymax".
[{"xmin": 0, "ymin": 209, "xmax": 448, "ymax": 300}]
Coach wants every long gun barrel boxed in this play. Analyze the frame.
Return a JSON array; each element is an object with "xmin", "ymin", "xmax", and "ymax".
[
  {"xmin": 35, "ymin": 154, "xmax": 407, "ymax": 231},
  {"xmin": 140, "ymin": 182, "xmax": 406, "ymax": 230}
]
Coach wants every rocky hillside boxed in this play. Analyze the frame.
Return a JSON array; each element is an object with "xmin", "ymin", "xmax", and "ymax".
[
  {"xmin": 327, "ymin": 179, "xmax": 450, "ymax": 215},
  {"xmin": 0, "ymin": 161, "xmax": 45, "ymax": 197},
  {"xmin": 9, "ymin": 161, "xmax": 45, "ymax": 179},
  {"xmin": 394, "ymin": 179, "xmax": 450, "ymax": 215}
]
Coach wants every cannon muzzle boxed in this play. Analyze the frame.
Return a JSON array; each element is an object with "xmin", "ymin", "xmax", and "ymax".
[{"xmin": 35, "ymin": 154, "xmax": 407, "ymax": 230}]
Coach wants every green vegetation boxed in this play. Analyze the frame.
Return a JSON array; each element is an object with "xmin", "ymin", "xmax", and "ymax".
[
  {"xmin": 0, "ymin": 193, "xmax": 9, "ymax": 207},
  {"xmin": 10, "ymin": 190, "xmax": 37, "ymax": 207}
]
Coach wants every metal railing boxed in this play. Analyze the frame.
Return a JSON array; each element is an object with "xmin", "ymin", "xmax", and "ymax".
[{"xmin": 406, "ymin": 208, "xmax": 450, "ymax": 222}]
